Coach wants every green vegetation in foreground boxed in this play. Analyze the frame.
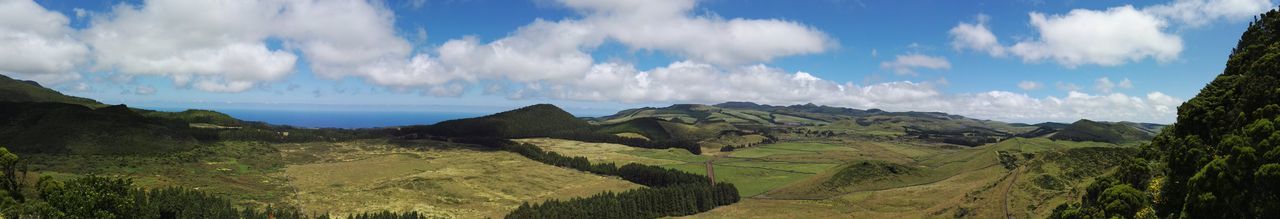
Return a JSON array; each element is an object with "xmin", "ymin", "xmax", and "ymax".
[
  {"xmin": 1051, "ymin": 9, "xmax": 1280, "ymax": 219},
  {"xmin": 0, "ymin": 146, "xmax": 427, "ymax": 219}
]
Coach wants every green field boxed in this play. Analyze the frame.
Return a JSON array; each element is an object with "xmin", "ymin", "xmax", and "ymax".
[{"xmin": 26, "ymin": 139, "xmax": 641, "ymax": 218}]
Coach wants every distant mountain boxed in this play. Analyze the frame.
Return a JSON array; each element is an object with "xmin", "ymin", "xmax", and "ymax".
[
  {"xmin": 399, "ymin": 103, "xmax": 705, "ymax": 153},
  {"xmin": 0, "ymin": 74, "xmax": 102, "ymax": 107},
  {"xmin": 1048, "ymin": 119, "xmax": 1163, "ymax": 144}
]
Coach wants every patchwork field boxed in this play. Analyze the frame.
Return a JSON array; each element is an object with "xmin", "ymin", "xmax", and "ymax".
[
  {"xmin": 281, "ymin": 141, "xmax": 641, "ymax": 218},
  {"xmin": 26, "ymin": 139, "xmax": 642, "ymax": 218},
  {"xmin": 519, "ymin": 136, "xmax": 1133, "ymax": 218}
]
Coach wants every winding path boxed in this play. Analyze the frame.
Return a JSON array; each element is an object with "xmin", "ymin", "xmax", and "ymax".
[{"xmin": 1003, "ymin": 167, "xmax": 1022, "ymax": 219}]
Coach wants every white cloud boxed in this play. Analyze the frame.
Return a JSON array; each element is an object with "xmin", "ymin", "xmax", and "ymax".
[
  {"xmin": 1010, "ymin": 6, "xmax": 1183, "ymax": 67},
  {"xmin": 562, "ymin": 0, "xmax": 833, "ymax": 65},
  {"xmin": 949, "ymin": 14, "xmax": 1005, "ymax": 57},
  {"xmin": 70, "ymin": 82, "xmax": 92, "ymax": 92},
  {"xmin": 82, "ymin": 0, "xmax": 408, "ymax": 92},
  {"xmin": 504, "ymin": 60, "xmax": 1181, "ymax": 123},
  {"xmin": 1095, "ymin": 77, "xmax": 1134, "ymax": 93},
  {"xmin": 73, "ymin": 8, "xmax": 86, "ymax": 18},
  {"xmin": 0, "ymin": 0, "xmax": 1186, "ymax": 122},
  {"xmin": 1056, "ymin": 82, "xmax": 1082, "ymax": 91},
  {"xmin": 880, "ymin": 54, "xmax": 951, "ymax": 76},
  {"xmin": 1018, "ymin": 81, "xmax": 1043, "ymax": 90},
  {"xmin": 0, "ymin": 0, "xmax": 89, "ymax": 84},
  {"xmin": 135, "ymin": 85, "xmax": 156, "ymax": 95},
  {"xmin": 952, "ymin": 0, "xmax": 1271, "ymax": 67},
  {"xmin": 343, "ymin": 0, "xmax": 834, "ymax": 90},
  {"xmin": 1144, "ymin": 0, "xmax": 1274, "ymax": 27},
  {"xmin": 1118, "ymin": 78, "xmax": 1133, "ymax": 89}
]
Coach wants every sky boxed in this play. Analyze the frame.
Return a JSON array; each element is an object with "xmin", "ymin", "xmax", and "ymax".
[{"xmin": 1, "ymin": 0, "xmax": 1274, "ymax": 123}]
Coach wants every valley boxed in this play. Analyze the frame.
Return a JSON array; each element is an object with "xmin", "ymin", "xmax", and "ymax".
[{"xmin": 0, "ymin": 72, "xmax": 1161, "ymax": 218}]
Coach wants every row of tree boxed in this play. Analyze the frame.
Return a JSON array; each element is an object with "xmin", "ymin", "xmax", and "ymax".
[
  {"xmin": 459, "ymin": 139, "xmax": 741, "ymax": 218},
  {"xmin": 507, "ymin": 182, "xmax": 739, "ymax": 219}
]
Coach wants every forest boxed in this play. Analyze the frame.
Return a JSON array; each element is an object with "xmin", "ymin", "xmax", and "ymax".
[{"xmin": 1050, "ymin": 9, "xmax": 1280, "ymax": 218}]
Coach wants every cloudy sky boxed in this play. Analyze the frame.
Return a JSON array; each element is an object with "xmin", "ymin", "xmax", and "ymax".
[{"xmin": 2, "ymin": 0, "xmax": 1273, "ymax": 123}]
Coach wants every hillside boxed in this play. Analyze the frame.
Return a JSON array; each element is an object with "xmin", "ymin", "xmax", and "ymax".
[
  {"xmin": 402, "ymin": 104, "xmax": 592, "ymax": 138},
  {"xmin": 0, "ymin": 102, "xmax": 196, "ymax": 154},
  {"xmin": 0, "ymin": 74, "xmax": 102, "ymax": 107},
  {"xmin": 1048, "ymin": 119, "xmax": 1162, "ymax": 143},
  {"xmin": 0, "ymin": 76, "xmax": 383, "ymax": 155},
  {"xmin": 1051, "ymin": 9, "xmax": 1280, "ymax": 218}
]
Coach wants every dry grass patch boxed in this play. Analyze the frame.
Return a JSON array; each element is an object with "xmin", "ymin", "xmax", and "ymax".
[
  {"xmin": 283, "ymin": 140, "xmax": 641, "ymax": 218},
  {"xmin": 513, "ymin": 138, "xmax": 682, "ymax": 166}
]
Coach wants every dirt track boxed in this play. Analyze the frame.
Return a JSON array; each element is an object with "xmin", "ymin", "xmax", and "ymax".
[{"xmin": 1003, "ymin": 167, "xmax": 1022, "ymax": 219}]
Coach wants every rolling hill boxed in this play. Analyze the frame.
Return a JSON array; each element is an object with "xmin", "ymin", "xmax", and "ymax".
[
  {"xmin": 399, "ymin": 104, "xmax": 592, "ymax": 138},
  {"xmin": 1048, "ymin": 119, "xmax": 1165, "ymax": 143},
  {"xmin": 0, "ymin": 74, "xmax": 102, "ymax": 107},
  {"xmin": 0, "ymin": 75, "xmax": 382, "ymax": 155}
]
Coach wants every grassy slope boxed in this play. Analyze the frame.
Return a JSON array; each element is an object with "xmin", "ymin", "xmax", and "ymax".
[
  {"xmin": 28, "ymin": 139, "xmax": 641, "ymax": 218},
  {"xmin": 0, "ymin": 102, "xmax": 197, "ymax": 154},
  {"xmin": 0, "ymin": 74, "xmax": 102, "ymax": 107},
  {"xmin": 689, "ymin": 137, "xmax": 1131, "ymax": 218}
]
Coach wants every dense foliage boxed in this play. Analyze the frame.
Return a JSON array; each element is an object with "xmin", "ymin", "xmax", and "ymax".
[
  {"xmin": 507, "ymin": 182, "xmax": 739, "ymax": 219},
  {"xmin": 1053, "ymin": 9, "xmax": 1280, "ymax": 218},
  {"xmin": 457, "ymin": 139, "xmax": 740, "ymax": 218},
  {"xmin": 1149, "ymin": 9, "xmax": 1280, "ymax": 218},
  {"xmin": 0, "ymin": 102, "xmax": 197, "ymax": 154}
]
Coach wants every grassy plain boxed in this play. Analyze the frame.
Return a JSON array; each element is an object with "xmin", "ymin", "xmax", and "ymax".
[
  {"xmin": 280, "ymin": 140, "xmax": 640, "ymax": 218},
  {"xmin": 26, "ymin": 139, "xmax": 641, "ymax": 218},
  {"xmin": 517, "ymin": 135, "xmax": 1134, "ymax": 218}
]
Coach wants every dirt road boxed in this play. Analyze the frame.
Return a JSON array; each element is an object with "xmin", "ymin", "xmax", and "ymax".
[
  {"xmin": 705, "ymin": 155, "xmax": 721, "ymax": 185},
  {"xmin": 1003, "ymin": 167, "xmax": 1022, "ymax": 219}
]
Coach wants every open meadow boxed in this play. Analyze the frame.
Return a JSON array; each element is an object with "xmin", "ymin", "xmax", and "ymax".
[
  {"xmin": 519, "ymin": 136, "xmax": 1133, "ymax": 218},
  {"xmin": 25, "ymin": 139, "xmax": 640, "ymax": 218}
]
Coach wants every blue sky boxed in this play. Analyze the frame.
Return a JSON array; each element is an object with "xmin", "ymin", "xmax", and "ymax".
[{"xmin": 2, "ymin": 0, "xmax": 1274, "ymax": 123}]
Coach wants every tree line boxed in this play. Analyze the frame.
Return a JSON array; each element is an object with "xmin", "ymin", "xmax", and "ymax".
[{"xmin": 453, "ymin": 138, "xmax": 741, "ymax": 218}]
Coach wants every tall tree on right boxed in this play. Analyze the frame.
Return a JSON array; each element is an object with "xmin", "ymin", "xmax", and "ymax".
[{"xmin": 1154, "ymin": 9, "xmax": 1280, "ymax": 218}]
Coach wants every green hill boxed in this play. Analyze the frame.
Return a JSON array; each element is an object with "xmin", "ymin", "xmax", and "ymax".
[
  {"xmin": 1048, "ymin": 119, "xmax": 1160, "ymax": 143},
  {"xmin": 0, "ymin": 74, "xmax": 102, "ymax": 107},
  {"xmin": 1051, "ymin": 9, "xmax": 1280, "ymax": 219},
  {"xmin": 0, "ymin": 102, "xmax": 196, "ymax": 154},
  {"xmin": 1148, "ymin": 10, "xmax": 1280, "ymax": 218},
  {"xmin": 405, "ymin": 104, "xmax": 592, "ymax": 138}
]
